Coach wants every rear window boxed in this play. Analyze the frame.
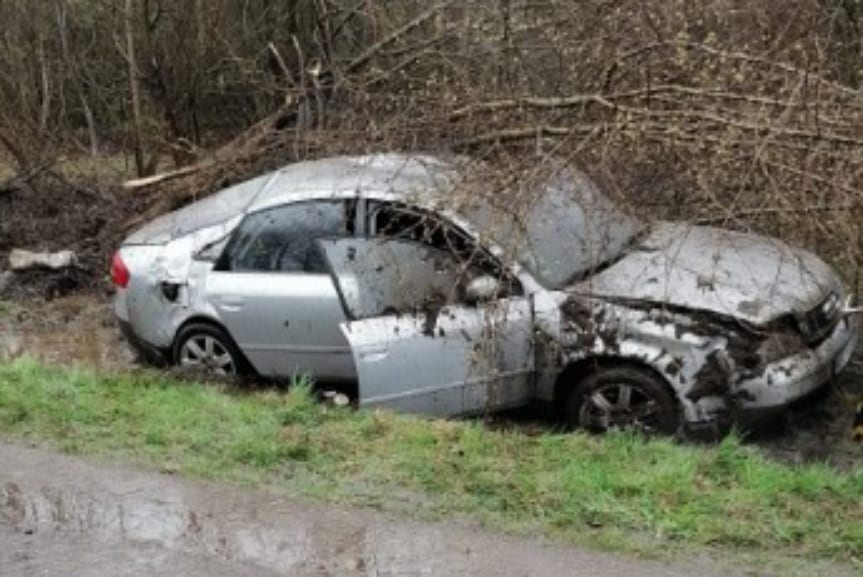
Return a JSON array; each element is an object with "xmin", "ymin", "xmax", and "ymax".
[
  {"xmin": 125, "ymin": 172, "xmax": 275, "ymax": 244},
  {"xmin": 220, "ymin": 201, "xmax": 348, "ymax": 273}
]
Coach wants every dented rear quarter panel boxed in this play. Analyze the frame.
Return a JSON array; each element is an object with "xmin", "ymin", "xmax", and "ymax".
[{"xmin": 117, "ymin": 220, "xmax": 238, "ymax": 349}]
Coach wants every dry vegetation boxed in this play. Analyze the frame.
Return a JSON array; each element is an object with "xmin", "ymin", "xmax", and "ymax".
[{"xmin": 2, "ymin": 1, "xmax": 863, "ymax": 281}]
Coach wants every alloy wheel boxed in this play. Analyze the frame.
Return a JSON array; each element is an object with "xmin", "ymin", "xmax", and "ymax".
[
  {"xmin": 578, "ymin": 382, "xmax": 663, "ymax": 433},
  {"xmin": 178, "ymin": 334, "xmax": 237, "ymax": 375}
]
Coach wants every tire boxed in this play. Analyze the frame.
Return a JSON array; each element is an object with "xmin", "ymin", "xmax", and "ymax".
[
  {"xmin": 173, "ymin": 323, "xmax": 249, "ymax": 377},
  {"xmin": 563, "ymin": 366, "xmax": 680, "ymax": 436}
]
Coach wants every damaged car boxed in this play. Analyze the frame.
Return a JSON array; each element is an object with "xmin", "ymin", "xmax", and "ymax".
[{"xmin": 112, "ymin": 154, "xmax": 858, "ymax": 436}]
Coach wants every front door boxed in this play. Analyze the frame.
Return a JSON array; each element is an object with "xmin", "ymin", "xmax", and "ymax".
[{"xmin": 319, "ymin": 237, "xmax": 535, "ymax": 417}]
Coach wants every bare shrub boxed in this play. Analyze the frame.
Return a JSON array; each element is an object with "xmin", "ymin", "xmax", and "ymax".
[{"xmin": 0, "ymin": 1, "xmax": 861, "ymax": 285}]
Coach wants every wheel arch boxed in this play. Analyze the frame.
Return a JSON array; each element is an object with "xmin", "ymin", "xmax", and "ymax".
[
  {"xmin": 172, "ymin": 315, "xmax": 255, "ymax": 373},
  {"xmin": 553, "ymin": 355, "xmax": 680, "ymax": 410},
  {"xmin": 174, "ymin": 315, "xmax": 231, "ymax": 345}
]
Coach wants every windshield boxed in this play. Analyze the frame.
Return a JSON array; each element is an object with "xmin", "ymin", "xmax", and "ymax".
[{"xmin": 460, "ymin": 169, "xmax": 641, "ymax": 289}]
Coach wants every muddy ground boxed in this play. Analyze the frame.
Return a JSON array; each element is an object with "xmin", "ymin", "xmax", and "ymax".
[
  {"xmin": 0, "ymin": 293, "xmax": 861, "ymax": 469},
  {"xmin": 10, "ymin": 441, "xmax": 833, "ymax": 577}
]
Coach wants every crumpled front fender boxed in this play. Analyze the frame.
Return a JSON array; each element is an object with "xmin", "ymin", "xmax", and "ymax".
[{"xmin": 549, "ymin": 296, "xmax": 744, "ymax": 424}]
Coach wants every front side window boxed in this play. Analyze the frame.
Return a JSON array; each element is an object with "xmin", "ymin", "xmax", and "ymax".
[
  {"xmin": 318, "ymin": 238, "xmax": 486, "ymax": 320},
  {"xmin": 220, "ymin": 201, "xmax": 347, "ymax": 272},
  {"xmin": 369, "ymin": 203, "xmax": 511, "ymax": 285}
]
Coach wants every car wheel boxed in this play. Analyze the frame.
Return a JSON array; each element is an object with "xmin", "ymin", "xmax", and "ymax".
[
  {"xmin": 173, "ymin": 323, "xmax": 247, "ymax": 377},
  {"xmin": 564, "ymin": 366, "xmax": 679, "ymax": 435}
]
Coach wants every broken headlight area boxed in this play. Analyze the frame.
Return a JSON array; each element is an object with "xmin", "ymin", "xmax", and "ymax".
[
  {"xmin": 730, "ymin": 318, "xmax": 806, "ymax": 379},
  {"xmin": 795, "ymin": 291, "xmax": 842, "ymax": 346},
  {"xmin": 757, "ymin": 329, "xmax": 807, "ymax": 364}
]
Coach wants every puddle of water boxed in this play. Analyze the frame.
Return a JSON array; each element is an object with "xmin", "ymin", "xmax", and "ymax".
[
  {"xmin": 1, "ymin": 482, "xmax": 315, "ymax": 573},
  {"xmin": 0, "ymin": 479, "xmax": 457, "ymax": 576}
]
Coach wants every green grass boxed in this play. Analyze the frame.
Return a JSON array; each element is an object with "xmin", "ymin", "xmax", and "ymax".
[{"xmin": 0, "ymin": 358, "xmax": 860, "ymax": 564}]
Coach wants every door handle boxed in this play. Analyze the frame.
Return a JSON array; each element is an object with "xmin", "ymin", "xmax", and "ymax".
[
  {"xmin": 359, "ymin": 349, "xmax": 388, "ymax": 363},
  {"xmin": 218, "ymin": 296, "xmax": 245, "ymax": 311}
]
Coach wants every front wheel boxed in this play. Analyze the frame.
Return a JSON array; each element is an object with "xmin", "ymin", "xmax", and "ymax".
[
  {"xmin": 173, "ymin": 323, "xmax": 247, "ymax": 377},
  {"xmin": 564, "ymin": 366, "xmax": 680, "ymax": 436}
]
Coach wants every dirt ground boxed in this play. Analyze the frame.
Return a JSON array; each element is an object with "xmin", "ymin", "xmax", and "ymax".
[{"xmin": 3, "ymin": 441, "xmax": 858, "ymax": 577}]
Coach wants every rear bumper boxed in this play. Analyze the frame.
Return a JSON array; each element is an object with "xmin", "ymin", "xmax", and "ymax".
[
  {"xmin": 118, "ymin": 319, "xmax": 169, "ymax": 366},
  {"xmin": 736, "ymin": 314, "xmax": 857, "ymax": 410}
]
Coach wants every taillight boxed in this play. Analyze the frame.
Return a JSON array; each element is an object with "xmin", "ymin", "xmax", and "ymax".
[{"xmin": 111, "ymin": 251, "xmax": 130, "ymax": 288}]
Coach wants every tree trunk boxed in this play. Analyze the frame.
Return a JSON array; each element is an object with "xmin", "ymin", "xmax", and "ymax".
[
  {"xmin": 125, "ymin": 0, "xmax": 145, "ymax": 176},
  {"xmin": 37, "ymin": 34, "xmax": 52, "ymax": 137},
  {"xmin": 56, "ymin": 0, "xmax": 99, "ymax": 157}
]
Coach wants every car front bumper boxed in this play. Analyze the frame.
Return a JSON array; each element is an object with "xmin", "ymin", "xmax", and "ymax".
[{"xmin": 735, "ymin": 314, "xmax": 857, "ymax": 410}]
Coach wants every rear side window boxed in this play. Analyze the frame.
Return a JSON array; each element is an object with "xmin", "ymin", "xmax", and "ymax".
[{"xmin": 220, "ymin": 202, "xmax": 347, "ymax": 272}]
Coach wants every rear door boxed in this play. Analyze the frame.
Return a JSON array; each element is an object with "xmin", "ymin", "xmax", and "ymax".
[
  {"xmin": 205, "ymin": 200, "xmax": 355, "ymax": 379},
  {"xmin": 320, "ymin": 237, "xmax": 535, "ymax": 417}
]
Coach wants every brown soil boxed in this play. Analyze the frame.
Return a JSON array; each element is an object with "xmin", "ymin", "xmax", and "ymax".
[{"xmin": 0, "ymin": 177, "xmax": 132, "ymax": 300}]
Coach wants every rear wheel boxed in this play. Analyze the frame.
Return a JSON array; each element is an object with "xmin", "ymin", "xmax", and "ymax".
[
  {"xmin": 564, "ymin": 366, "xmax": 679, "ymax": 436},
  {"xmin": 173, "ymin": 323, "xmax": 247, "ymax": 377}
]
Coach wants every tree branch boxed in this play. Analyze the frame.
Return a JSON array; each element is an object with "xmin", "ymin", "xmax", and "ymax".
[{"xmin": 343, "ymin": 0, "xmax": 454, "ymax": 74}]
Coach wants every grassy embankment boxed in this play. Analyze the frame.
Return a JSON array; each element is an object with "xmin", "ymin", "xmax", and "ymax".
[{"xmin": 0, "ymin": 358, "xmax": 860, "ymax": 565}]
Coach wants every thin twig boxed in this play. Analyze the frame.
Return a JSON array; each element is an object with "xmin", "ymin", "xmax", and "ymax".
[{"xmin": 343, "ymin": 0, "xmax": 455, "ymax": 75}]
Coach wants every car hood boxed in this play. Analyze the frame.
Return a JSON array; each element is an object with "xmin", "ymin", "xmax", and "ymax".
[{"xmin": 570, "ymin": 222, "xmax": 841, "ymax": 325}]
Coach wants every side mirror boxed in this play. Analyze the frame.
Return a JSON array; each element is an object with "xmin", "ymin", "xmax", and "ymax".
[{"xmin": 464, "ymin": 275, "xmax": 500, "ymax": 304}]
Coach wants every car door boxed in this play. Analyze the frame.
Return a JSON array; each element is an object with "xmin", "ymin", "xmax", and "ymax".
[
  {"xmin": 319, "ymin": 235, "xmax": 535, "ymax": 418},
  {"xmin": 204, "ymin": 200, "xmax": 355, "ymax": 379}
]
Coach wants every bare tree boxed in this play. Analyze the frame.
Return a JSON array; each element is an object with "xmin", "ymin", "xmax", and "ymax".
[{"xmin": 125, "ymin": 0, "xmax": 146, "ymax": 176}]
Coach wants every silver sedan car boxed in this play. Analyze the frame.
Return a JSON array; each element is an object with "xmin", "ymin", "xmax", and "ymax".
[{"xmin": 113, "ymin": 154, "xmax": 857, "ymax": 436}]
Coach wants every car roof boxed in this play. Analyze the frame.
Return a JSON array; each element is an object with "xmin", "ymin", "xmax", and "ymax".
[
  {"xmin": 124, "ymin": 153, "xmax": 462, "ymax": 244},
  {"xmin": 250, "ymin": 153, "xmax": 460, "ymax": 211}
]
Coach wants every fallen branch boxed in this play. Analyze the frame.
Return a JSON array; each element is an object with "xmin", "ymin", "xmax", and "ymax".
[
  {"xmin": 122, "ymin": 164, "xmax": 202, "ymax": 190},
  {"xmin": 614, "ymin": 106, "xmax": 863, "ymax": 147},
  {"xmin": 457, "ymin": 105, "xmax": 863, "ymax": 148},
  {"xmin": 456, "ymin": 125, "xmax": 591, "ymax": 147},
  {"xmin": 9, "ymin": 249, "xmax": 78, "ymax": 271},
  {"xmin": 450, "ymin": 94, "xmax": 613, "ymax": 120},
  {"xmin": 695, "ymin": 204, "xmax": 856, "ymax": 225}
]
